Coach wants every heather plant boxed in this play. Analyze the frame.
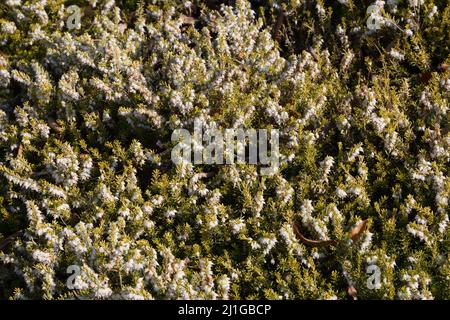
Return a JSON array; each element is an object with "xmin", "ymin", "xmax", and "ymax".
[{"xmin": 0, "ymin": 0, "xmax": 448, "ymax": 300}]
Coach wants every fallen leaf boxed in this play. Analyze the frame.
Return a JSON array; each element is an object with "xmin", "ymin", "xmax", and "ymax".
[
  {"xmin": 349, "ymin": 220, "xmax": 368, "ymax": 241},
  {"xmin": 437, "ymin": 63, "xmax": 449, "ymax": 72},
  {"xmin": 347, "ymin": 285, "xmax": 358, "ymax": 300}
]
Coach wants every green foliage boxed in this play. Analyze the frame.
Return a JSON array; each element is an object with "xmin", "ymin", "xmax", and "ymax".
[{"xmin": 0, "ymin": 0, "xmax": 448, "ymax": 300}]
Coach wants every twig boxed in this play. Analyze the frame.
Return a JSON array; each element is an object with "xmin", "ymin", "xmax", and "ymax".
[
  {"xmin": 292, "ymin": 219, "xmax": 369, "ymax": 247},
  {"xmin": 292, "ymin": 221, "xmax": 337, "ymax": 247}
]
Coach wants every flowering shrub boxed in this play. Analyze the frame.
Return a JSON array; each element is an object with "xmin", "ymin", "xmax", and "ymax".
[{"xmin": 0, "ymin": 0, "xmax": 448, "ymax": 299}]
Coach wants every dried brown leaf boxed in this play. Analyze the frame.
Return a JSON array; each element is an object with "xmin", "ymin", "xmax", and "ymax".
[
  {"xmin": 349, "ymin": 220, "xmax": 368, "ymax": 241},
  {"xmin": 292, "ymin": 222, "xmax": 337, "ymax": 247},
  {"xmin": 347, "ymin": 285, "xmax": 358, "ymax": 300}
]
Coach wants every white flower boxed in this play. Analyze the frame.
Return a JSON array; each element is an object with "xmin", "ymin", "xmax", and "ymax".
[
  {"xmin": 438, "ymin": 214, "xmax": 449, "ymax": 233},
  {"xmin": 408, "ymin": 0, "xmax": 424, "ymax": 7},
  {"xmin": 259, "ymin": 236, "xmax": 277, "ymax": 255},
  {"xmin": 405, "ymin": 29, "xmax": 414, "ymax": 37},
  {"xmin": 217, "ymin": 275, "xmax": 231, "ymax": 299},
  {"xmin": 32, "ymin": 250, "xmax": 53, "ymax": 265},
  {"xmin": 321, "ymin": 156, "xmax": 334, "ymax": 176},
  {"xmin": 1, "ymin": 21, "xmax": 17, "ymax": 34},
  {"xmin": 360, "ymin": 232, "xmax": 373, "ymax": 252},
  {"xmin": 428, "ymin": 6, "xmax": 438, "ymax": 19},
  {"xmin": 6, "ymin": 0, "xmax": 21, "ymax": 6},
  {"xmin": 165, "ymin": 209, "xmax": 177, "ymax": 218},
  {"xmin": 348, "ymin": 146, "xmax": 363, "ymax": 162},
  {"xmin": 231, "ymin": 218, "xmax": 245, "ymax": 234},
  {"xmin": 152, "ymin": 195, "xmax": 164, "ymax": 206},
  {"xmin": 384, "ymin": 131, "xmax": 398, "ymax": 155},
  {"xmin": 0, "ymin": 69, "xmax": 11, "ymax": 88},
  {"xmin": 316, "ymin": 4, "xmax": 326, "ymax": 16},
  {"xmin": 95, "ymin": 286, "xmax": 113, "ymax": 299},
  {"xmin": 336, "ymin": 187, "xmax": 347, "ymax": 199}
]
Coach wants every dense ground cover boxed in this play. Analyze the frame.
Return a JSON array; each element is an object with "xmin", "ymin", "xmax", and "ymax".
[{"xmin": 0, "ymin": 0, "xmax": 448, "ymax": 299}]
